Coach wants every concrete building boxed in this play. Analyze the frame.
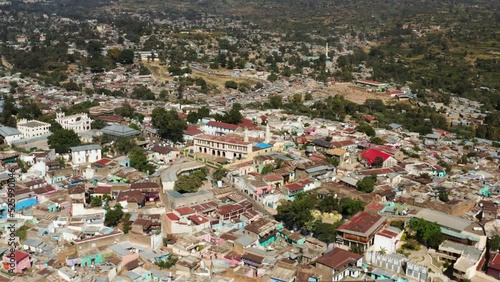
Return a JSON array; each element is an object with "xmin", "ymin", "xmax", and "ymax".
[
  {"xmin": 55, "ymin": 112, "xmax": 92, "ymax": 133},
  {"xmin": 193, "ymin": 134, "xmax": 252, "ymax": 161},
  {"xmin": 0, "ymin": 126, "xmax": 22, "ymax": 145},
  {"xmin": 16, "ymin": 119, "xmax": 50, "ymax": 139},
  {"xmin": 70, "ymin": 144, "xmax": 102, "ymax": 166},
  {"xmin": 336, "ymin": 212, "xmax": 386, "ymax": 250}
]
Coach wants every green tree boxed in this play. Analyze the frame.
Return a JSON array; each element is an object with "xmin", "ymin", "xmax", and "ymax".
[
  {"xmin": 438, "ymin": 187, "xmax": 449, "ymax": 202},
  {"xmin": 115, "ymin": 137, "xmax": 135, "ymax": 154},
  {"xmin": 408, "ymin": 218, "xmax": 444, "ymax": 249},
  {"xmin": 372, "ymin": 156, "xmax": 384, "ymax": 168},
  {"xmin": 118, "ymin": 49, "xmax": 135, "ymax": 64},
  {"xmin": 370, "ymin": 136, "xmax": 385, "ymax": 145},
  {"xmin": 275, "ymin": 193, "xmax": 317, "ymax": 230},
  {"xmin": 490, "ymin": 235, "xmax": 500, "ymax": 251},
  {"xmin": 224, "ymin": 80, "xmax": 238, "ymax": 89},
  {"xmin": 174, "ymin": 169, "xmax": 207, "ymax": 193},
  {"xmin": 15, "ymin": 225, "xmax": 29, "ymax": 242},
  {"xmin": 212, "ymin": 167, "xmax": 227, "ymax": 182},
  {"xmin": 91, "ymin": 119, "xmax": 107, "ymax": 129},
  {"xmin": 220, "ymin": 103, "xmax": 243, "ymax": 125},
  {"xmin": 151, "ymin": 108, "xmax": 187, "ymax": 143},
  {"xmin": 90, "ymin": 196, "xmax": 103, "ymax": 207},
  {"xmin": 312, "ymin": 220, "xmax": 343, "ymax": 243},
  {"xmin": 390, "ymin": 220, "xmax": 405, "ymax": 230},
  {"xmin": 48, "ymin": 129, "xmax": 82, "ymax": 154},
  {"xmin": 356, "ymin": 175, "xmax": 377, "ymax": 193},
  {"xmin": 356, "ymin": 123, "xmax": 375, "ymax": 136},
  {"xmin": 268, "ymin": 95, "xmax": 283, "ymax": 109},
  {"xmin": 129, "ymin": 146, "xmax": 155, "ymax": 174},
  {"xmin": 261, "ymin": 164, "xmax": 275, "ymax": 175},
  {"xmin": 105, "ymin": 203, "xmax": 124, "ymax": 227}
]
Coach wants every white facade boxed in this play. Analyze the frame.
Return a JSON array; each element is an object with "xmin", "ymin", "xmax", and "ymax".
[
  {"xmin": 16, "ymin": 119, "xmax": 50, "ymax": 139},
  {"xmin": 373, "ymin": 228, "xmax": 403, "ymax": 254},
  {"xmin": 56, "ymin": 112, "xmax": 92, "ymax": 133},
  {"xmin": 193, "ymin": 135, "xmax": 252, "ymax": 161},
  {"xmin": 70, "ymin": 144, "xmax": 102, "ymax": 166}
]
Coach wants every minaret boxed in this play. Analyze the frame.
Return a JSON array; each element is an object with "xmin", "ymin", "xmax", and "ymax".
[
  {"xmin": 264, "ymin": 123, "xmax": 270, "ymax": 143},
  {"xmin": 325, "ymin": 42, "xmax": 329, "ymax": 58},
  {"xmin": 244, "ymin": 127, "xmax": 249, "ymax": 142}
]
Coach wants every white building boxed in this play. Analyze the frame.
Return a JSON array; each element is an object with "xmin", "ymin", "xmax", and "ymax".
[
  {"xmin": 0, "ymin": 126, "xmax": 22, "ymax": 145},
  {"xmin": 55, "ymin": 112, "xmax": 92, "ymax": 133},
  {"xmin": 16, "ymin": 119, "xmax": 50, "ymax": 139},
  {"xmin": 193, "ymin": 134, "xmax": 252, "ymax": 161},
  {"xmin": 70, "ymin": 144, "xmax": 102, "ymax": 166},
  {"xmin": 372, "ymin": 227, "xmax": 403, "ymax": 254},
  {"xmin": 203, "ymin": 120, "xmax": 239, "ymax": 136}
]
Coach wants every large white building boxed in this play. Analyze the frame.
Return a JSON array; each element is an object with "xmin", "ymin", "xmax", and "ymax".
[
  {"xmin": 203, "ymin": 121, "xmax": 239, "ymax": 136},
  {"xmin": 70, "ymin": 144, "xmax": 102, "ymax": 166},
  {"xmin": 56, "ymin": 112, "xmax": 92, "ymax": 133},
  {"xmin": 193, "ymin": 134, "xmax": 252, "ymax": 161},
  {"xmin": 16, "ymin": 119, "xmax": 50, "ymax": 139}
]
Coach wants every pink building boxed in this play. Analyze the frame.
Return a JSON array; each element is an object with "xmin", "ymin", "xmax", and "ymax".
[{"xmin": 3, "ymin": 250, "xmax": 31, "ymax": 274}]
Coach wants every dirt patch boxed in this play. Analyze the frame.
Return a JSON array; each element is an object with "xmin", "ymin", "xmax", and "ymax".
[{"xmin": 315, "ymin": 83, "xmax": 394, "ymax": 104}]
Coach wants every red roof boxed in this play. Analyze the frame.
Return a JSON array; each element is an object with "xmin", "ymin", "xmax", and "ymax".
[
  {"xmin": 263, "ymin": 174, "xmax": 283, "ymax": 182},
  {"xmin": 377, "ymin": 228, "xmax": 400, "ymax": 239},
  {"xmin": 95, "ymin": 186, "xmax": 112, "ymax": 194},
  {"xmin": 207, "ymin": 121, "xmax": 239, "ymax": 131},
  {"xmin": 316, "ymin": 248, "xmax": 363, "ymax": 270},
  {"xmin": 218, "ymin": 204, "xmax": 244, "ymax": 215},
  {"xmin": 338, "ymin": 212, "xmax": 384, "ymax": 235},
  {"xmin": 363, "ymin": 115, "xmax": 376, "ymax": 122},
  {"xmin": 361, "ymin": 149, "xmax": 391, "ymax": 165},
  {"xmin": 488, "ymin": 252, "xmax": 500, "ymax": 270},
  {"xmin": 95, "ymin": 158, "xmax": 112, "ymax": 166},
  {"xmin": 7, "ymin": 250, "xmax": 30, "ymax": 263},
  {"xmin": 166, "ymin": 212, "xmax": 180, "ymax": 221},
  {"xmin": 189, "ymin": 215, "xmax": 209, "ymax": 225},
  {"xmin": 175, "ymin": 206, "xmax": 195, "ymax": 216},
  {"xmin": 184, "ymin": 125, "xmax": 203, "ymax": 136},
  {"xmin": 195, "ymin": 134, "xmax": 250, "ymax": 145},
  {"xmin": 285, "ymin": 183, "xmax": 303, "ymax": 192},
  {"xmin": 238, "ymin": 118, "xmax": 257, "ymax": 130}
]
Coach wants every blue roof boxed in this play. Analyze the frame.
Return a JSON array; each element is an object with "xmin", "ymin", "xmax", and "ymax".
[
  {"xmin": 0, "ymin": 126, "xmax": 21, "ymax": 137},
  {"xmin": 255, "ymin": 143, "xmax": 273, "ymax": 149}
]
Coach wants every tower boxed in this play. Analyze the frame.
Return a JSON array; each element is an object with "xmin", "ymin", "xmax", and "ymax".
[
  {"xmin": 244, "ymin": 127, "xmax": 249, "ymax": 143},
  {"xmin": 325, "ymin": 42, "xmax": 329, "ymax": 59},
  {"xmin": 264, "ymin": 123, "xmax": 270, "ymax": 143}
]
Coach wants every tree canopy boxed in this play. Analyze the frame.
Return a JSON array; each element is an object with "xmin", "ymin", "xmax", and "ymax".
[
  {"xmin": 129, "ymin": 146, "xmax": 156, "ymax": 174},
  {"xmin": 151, "ymin": 108, "xmax": 187, "ymax": 143},
  {"xmin": 408, "ymin": 218, "xmax": 444, "ymax": 249},
  {"xmin": 48, "ymin": 129, "xmax": 82, "ymax": 154}
]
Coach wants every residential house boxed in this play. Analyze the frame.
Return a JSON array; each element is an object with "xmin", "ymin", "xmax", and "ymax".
[
  {"xmin": 149, "ymin": 144, "xmax": 180, "ymax": 164},
  {"xmin": 336, "ymin": 212, "xmax": 386, "ymax": 250},
  {"xmin": 2, "ymin": 250, "xmax": 31, "ymax": 274},
  {"xmin": 204, "ymin": 121, "xmax": 239, "ymax": 136},
  {"xmin": 70, "ymin": 144, "xmax": 102, "ymax": 166},
  {"xmin": 315, "ymin": 248, "xmax": 363, "ymax": 281},
  {"xmin": 361, "ymin": 149, "xmax": 397, "ymax": 168},
  {"xmin": 372, "ymin": 227, "xmax": 403, "ymax": 254}
]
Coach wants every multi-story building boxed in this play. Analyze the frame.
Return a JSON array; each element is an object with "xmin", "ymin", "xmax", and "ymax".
[
  {"xmin": 16, "ymin": 119, "xmax": 50, "ymax": 139},
  {"xmin": 203, "ymin": 121, "xmax": 239, "ymax": 136},
  {"xmin": 336, "ymin": 211, "xmax": 386, "ymax": 251},
  {"xmin": 193, "ymin": 134, "xmax": 252, "ymax": 161},
  {"xmin": 55, "ymin": 112, "xmax": 92, "ymax": 133},
  {"xmin": 70, "ymin": 144, "xmax": 102, "ymax": 166}
]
